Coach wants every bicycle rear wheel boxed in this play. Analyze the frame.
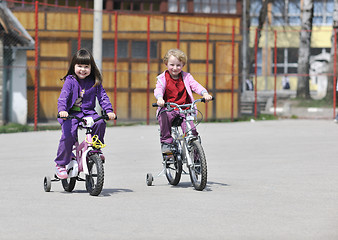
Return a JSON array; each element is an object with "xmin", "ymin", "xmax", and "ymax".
[
  {"xmin": 165, "ymin": 154, "xmax": 182, "ymax": 186},
  {"xmin": 188, "ymin": 140, "xmax": 207, "ymax": 191},
  {"xmin": 61, "ymin": 177, "xmax": 76, "ymax": 192},
  {"xmin": 86, "ymin": 153, "xmax": 104, "ymax": 196}
]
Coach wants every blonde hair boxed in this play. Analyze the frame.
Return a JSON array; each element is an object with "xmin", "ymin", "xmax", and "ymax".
[{"xmin": 163, "ymin": 48, "xmax": 187, "ymax": 66}]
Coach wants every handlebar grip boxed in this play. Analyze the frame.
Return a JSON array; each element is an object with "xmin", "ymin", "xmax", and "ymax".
[
  {"xmin": 201, "ymin": 96, "xmax": 215, "ymax": 103},
  {"xmin": 152, "ymin": 103, "xmax": 159, "ymax": 107},
  {"xmin": 57, "ymin": 113, "xmax": 69, "ymax": 119},
  {"xmin": 105, "ymin": 114, "xmax": 117, "ymax": 121}
]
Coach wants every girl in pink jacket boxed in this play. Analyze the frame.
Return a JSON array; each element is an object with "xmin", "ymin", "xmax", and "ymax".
[{"xmin": 154, "ymin": 49, "xmax": 213, "ymax": 153}]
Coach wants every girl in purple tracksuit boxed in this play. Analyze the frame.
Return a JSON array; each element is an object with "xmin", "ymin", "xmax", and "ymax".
[{"xmin": 54, "ymin": 48, "xmax": 116, "ymax": 179}]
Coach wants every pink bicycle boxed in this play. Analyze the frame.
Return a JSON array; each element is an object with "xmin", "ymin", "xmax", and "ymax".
[{"xmin": 43, "ymin": 111, "xmax": 114, "ymax": 196}]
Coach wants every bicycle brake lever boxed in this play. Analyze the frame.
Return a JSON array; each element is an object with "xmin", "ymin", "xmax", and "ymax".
[{"xmin": 166, "ymin": 103, "xmax": 174, "ymax": 111}]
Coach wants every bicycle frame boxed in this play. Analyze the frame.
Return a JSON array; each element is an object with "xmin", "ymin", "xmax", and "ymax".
[
  {"xmin": 44, "ymin": 111, "xmax": 113, "ymax": 195},
  {"xmin": 65, "ymin": 115, "xmax": 107, "ymax": 177},
  {"xmin": 72, "ymin": 129, "xmax": 92, "ymax": 176},
  {"xmin": 160, "ymin": 98, "xmax": 205, "ymax": 167},
  {"xmin": 172, "ymin": 124, "xmax": 193, "ymax": 167},
  {"xmin": 147, "ymin": 97, "xmax": 212, "ymax": 190}
]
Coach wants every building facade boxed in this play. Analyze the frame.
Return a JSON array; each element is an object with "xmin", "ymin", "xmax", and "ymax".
[
  {"xmin": 249, "ymin": 0, "xmax": 334, "ymax": 97},
  {"xmin": 4, "ymin": 0, "xmax": 242, "ymax": 123}
]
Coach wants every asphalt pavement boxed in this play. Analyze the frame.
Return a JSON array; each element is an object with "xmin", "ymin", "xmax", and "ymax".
[{"xmin": 1, "ymin": 119, "xmax": 338, "ymax": 239}]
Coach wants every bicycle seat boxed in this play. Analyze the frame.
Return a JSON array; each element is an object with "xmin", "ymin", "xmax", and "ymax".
[{"xmin": 172, "ymin": 116, "xmax": 183, "ymax": 127}]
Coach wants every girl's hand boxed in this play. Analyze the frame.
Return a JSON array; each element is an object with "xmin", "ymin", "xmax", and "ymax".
[
  {"xmin": 107, "ymin": 112, "xmax": 116, "ymax": 120},
  {"xmin": 59, "ymin": 111, "xmax": 69, "ymax": 118},
  {"xmin": 203, "ymin": 93, "xmax": 213, "ymax": 102},
  {"xmin": 157, "ymin": 97, "xmax": 165, "ymax": 107}
]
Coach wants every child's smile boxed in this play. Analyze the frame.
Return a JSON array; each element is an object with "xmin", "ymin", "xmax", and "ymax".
[
  {"xmin": 75, "ymin": 64, "xmax": 91, "ymax": 79},
  {"xmin": 166, "ymin": 55, "xmax": 184, "ymax": 79}
]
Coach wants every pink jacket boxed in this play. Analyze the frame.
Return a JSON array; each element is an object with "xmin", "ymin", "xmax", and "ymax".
[{"xmin": 154, "ymin": 71, "xmax": 208, "ymax": 102}]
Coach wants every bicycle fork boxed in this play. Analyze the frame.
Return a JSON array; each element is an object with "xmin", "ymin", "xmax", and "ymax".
[{"xmin": 173, "ymin": 130, "xmax": 193, "ymax": 168}]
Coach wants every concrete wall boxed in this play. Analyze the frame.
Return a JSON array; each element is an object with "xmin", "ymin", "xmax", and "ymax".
[{"xmin": 10, "ymin": 49, "xmax": 27, "ymax": 124}]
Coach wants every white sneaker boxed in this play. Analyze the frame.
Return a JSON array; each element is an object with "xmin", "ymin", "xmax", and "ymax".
[{"xmin": 55, "ymin": 165, "xmax": 68, "ymax": 179}]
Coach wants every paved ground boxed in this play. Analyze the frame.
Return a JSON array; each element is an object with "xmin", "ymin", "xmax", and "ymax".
[{"xmin": 1, "ymin": 119, "xmax": 338, "ymax": 239}]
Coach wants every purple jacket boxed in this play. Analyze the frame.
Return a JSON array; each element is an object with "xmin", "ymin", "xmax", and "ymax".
[{"xmin": 58, "ymin": 75, "xmax": 113, "ymax": 115}]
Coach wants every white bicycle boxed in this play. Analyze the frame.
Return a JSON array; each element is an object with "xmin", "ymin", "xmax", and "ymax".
[{"xmin": 146, "ymin": 97, "xmax": 213, "ymax": 191}]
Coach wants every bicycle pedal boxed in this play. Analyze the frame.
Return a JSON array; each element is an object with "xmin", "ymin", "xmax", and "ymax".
[
  {"xmin": 162, "ymin": 152, "xmax": 173, "ymax": 157},
  {"xmin": 163, "ymin": 155, "xmax": 174, "ymax": 161}
]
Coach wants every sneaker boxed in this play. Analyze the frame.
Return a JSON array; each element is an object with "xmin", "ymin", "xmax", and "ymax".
[
  {"xmin": 100, "ymin": 154, "xmax": 105, "ymax": 163},
  {"xmin": 161, "ymin": 143, "xmax": 172, "ymax": 154},
  {"xmin": 335, "ymin": 115, "xmax": 338, "ymax": 123},
  {"xmin": 56, "ymin": 164, "xmax": 68, "ymax": 179}
]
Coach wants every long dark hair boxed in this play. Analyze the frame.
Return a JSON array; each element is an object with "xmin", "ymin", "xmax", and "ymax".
[{"xmin": 61, "ymin": 48, "xmax": 102, "ymax": 87}]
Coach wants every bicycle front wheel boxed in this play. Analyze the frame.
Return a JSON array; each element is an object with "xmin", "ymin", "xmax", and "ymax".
[
  {"xmin": 188, "ymin": 140, "xmax": 207, "ymax": 191},
  {"xmin": 165, "ymin": 154, "xmax": 182, "ymax": 186},
  {"xmin": 86, "ymin": 153, "xmax": 104, "ymax": 196},
  {"xmin": 61, "ymin": 177, "xmax": 76, "ymax": 192}
]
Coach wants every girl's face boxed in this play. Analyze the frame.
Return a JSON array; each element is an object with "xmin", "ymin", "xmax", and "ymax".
[
  {"xmin": 166, "ymin": 55, "xmax": 184, "ymax": 79},
  {"xmin": 74, "ymin": 64, "xmax": 91, "ymax": 79}
]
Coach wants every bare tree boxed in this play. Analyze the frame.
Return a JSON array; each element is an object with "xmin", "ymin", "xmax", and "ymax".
[
  {"xmin": 326, "ymin": 0, "xmax": 338, "ymax": 101},
  {"xmin": 297, "ymin": 0, "xmax": 313, "ymax": 99},
  {"xmin": 247, "ymin": 0, "xmax": 272, "ymax": 75}
]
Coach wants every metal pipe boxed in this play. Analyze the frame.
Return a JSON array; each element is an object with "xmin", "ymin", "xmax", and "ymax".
[{"xmin": 93, "ymin": 0, "xmax": 103, "ymax": 71}]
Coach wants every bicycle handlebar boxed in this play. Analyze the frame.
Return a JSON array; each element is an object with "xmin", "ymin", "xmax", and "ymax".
[
  {"xmin": 57, "ymin": 110, "xmax": 117, "ymax": 123},
  {"xmin": 152, "ymin": 97, "xmax": 214, "ymax": 110}
]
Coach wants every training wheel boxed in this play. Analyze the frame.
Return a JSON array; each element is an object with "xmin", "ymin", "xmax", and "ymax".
[
  {"xmin": 44, "ymin": 176, "xmax": 51, "ymax": 192},
  {"xmin": 146, "ymin": 173, "xmax": 153, "ymax": 186}
]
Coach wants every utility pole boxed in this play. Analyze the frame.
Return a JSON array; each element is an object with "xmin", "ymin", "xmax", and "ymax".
[
  {"xmin": 242, "ymin": 0, "xmax": 248, "ymax": 92},
  {"xmin": 93, "ymin": 0, "xmax": 103, "ymax": 113},
  {"xmin": 93, "ymin": 0, "xmax": 103, "ymax": 71}
]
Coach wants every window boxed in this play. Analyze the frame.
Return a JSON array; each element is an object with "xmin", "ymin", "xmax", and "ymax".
[
  {"xmin": 311, "ymin": 48, "xmax": 331, "ymax": 56},
  {"xmin": 102, "ymin": 40, "xmax": 128, "ymax": 58},
  {"xmin": 71, "ymin": 40, "xmax": 128, "ymax": 58},
  {"xmin": 250, "ymin": 0, "xmax": 301, "ymax": 26},
  {"xmin": 314, "ymin": 0, "xmax": 333, "ymax": 25},
  {"xmin": 10, "ymin": 0, "xmax": 93, "ymax": 9},
  {"xmin": 131, "ymin": 41, "xmax": 157, "ymax": 59},
  {"xmin": 250, "ymin": 0, "xmax": 261, "ymax": 26},
  {"xmin": 272, "ymin": 1, "xmax": 285, "ymax": 26},
  {"xmin": 270, "ymin": 0, "xmax": 302, "ymax": 26},
  {"xmin": 72, "ymin": 40, "xmax": 92, "ymax": 55},
  {"xmin": 111, "ymin": 0, "xmax": 160, "ymax": 12},
  {"xmin": 271, "ymin": 48, "xmax": 298, "ymax": 74},
  {"xmin": 288, "ymin": 0, "xmax": 301, "ymax": 25},
  {"xmin": 193, "ymin": 0, "xmax": 237, "ymax": 14},
  {"xmin": 168, "ymin": 0, "xmax": 188, "ymax": 13}
]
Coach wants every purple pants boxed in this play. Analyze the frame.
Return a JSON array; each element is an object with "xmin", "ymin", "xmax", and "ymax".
[
  {"xmin": 158, "ymin": 109, "xmax": 198, "ymax": 144},
  {"xmin": 54, "ymin": 112, "xmax": 106, "ymax": 166}
]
